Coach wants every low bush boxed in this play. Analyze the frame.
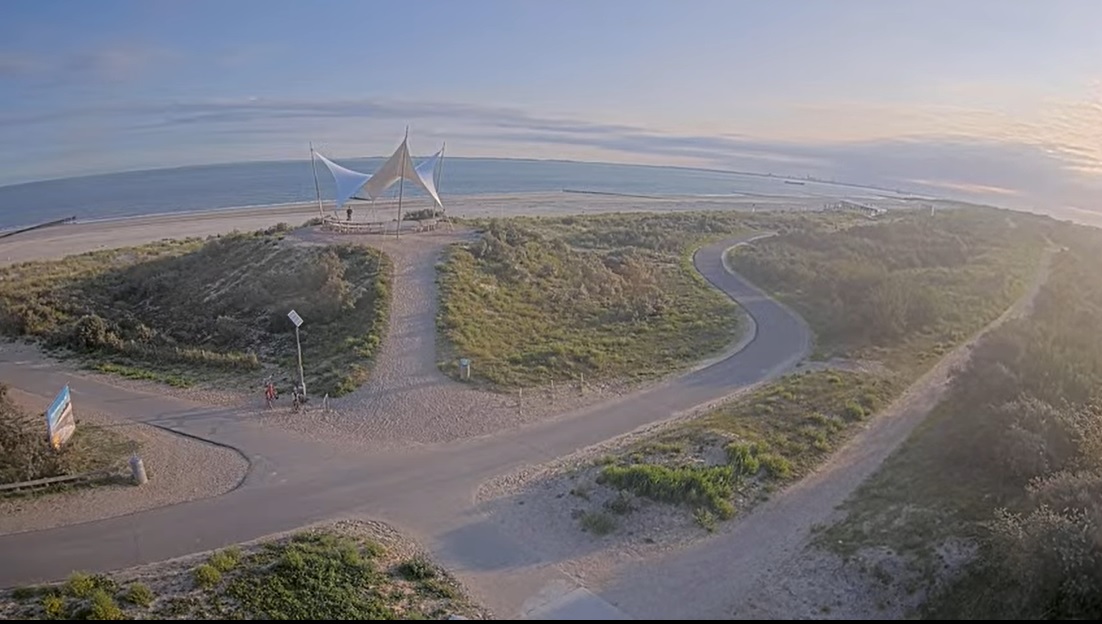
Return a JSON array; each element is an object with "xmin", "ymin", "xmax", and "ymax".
[
  {"xmin": 192, "ymin": 564, "xmax": 222, "ymax": 589},
  {"xmin": 398, "ymin": 556, "xmax": 437, "ymax": 581},
  {"xmin": 599, "ymin": 463, "xmax": 735, "ymax": 519},
  {"xmin": 122, "ymin": 582, "xmax": 154, "ymax": 608},
  {"xmin": 86, "ymin": 589, "xmax": 124, "ymax": 620},
  {"xmin": 725, "ymin": 442, "xmax": 761, "ymax": 476},
  {"xmin": 579, "ymin": 511, "xmax": 617, "ymax": 535},
  {"xmin": 207, "ymin": 547, "xmax": 242, "ymax": 572}
]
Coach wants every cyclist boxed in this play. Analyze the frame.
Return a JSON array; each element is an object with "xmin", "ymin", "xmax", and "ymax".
[{"xmin": 264, "ymin": 376, "xmax": 278, "ymax": 409}]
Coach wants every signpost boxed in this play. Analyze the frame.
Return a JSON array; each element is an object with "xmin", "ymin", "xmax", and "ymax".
[
  {"xmin": 287, "ymin": 309, "xmax": 306, "ymax": 397},
  {"xmin": 44, "ymin": 385, "xmax": 76, "ymax": 450}
]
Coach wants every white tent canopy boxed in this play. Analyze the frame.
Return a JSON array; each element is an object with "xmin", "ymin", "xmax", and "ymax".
[
  {"xmin": 362, "ymin": 136, "xmax": 443, "ymax": 208},
  {"xmin": 312, "ymin": 135, "xmax": 444, "ymax": 210},
  {"xmin": 414, "ymin": 147, "xmax": 444, "ymax": 207},
  {"xmin": 313, "ymin": 151, "xmax": 374, "ymax": 209}
]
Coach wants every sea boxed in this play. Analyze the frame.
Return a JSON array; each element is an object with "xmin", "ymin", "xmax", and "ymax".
[{"xmin": 0, "ymin": 157, "xmax": 915, "ymax": 231}]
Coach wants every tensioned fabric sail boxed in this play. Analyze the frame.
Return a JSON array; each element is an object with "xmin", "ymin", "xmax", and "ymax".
[
  {"xmin": 313, "ymin": 151, "xmax": 374, "ymax": 209},
  {"xmin": 362, "ymin": 138, "xmax": 443, "ymax": 208},
  {"xmin": 413, "ymin": 147, "xmax": 444, "ymax": 207}
]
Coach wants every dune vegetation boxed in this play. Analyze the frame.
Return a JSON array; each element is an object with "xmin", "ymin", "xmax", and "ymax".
[
  {"xmin": 0, "ymin": 384, "xmax": 132, "ymax": 487},
  {"xmin": 0, "ymin": 225, "xmax": 390, "ymax": 397},
  {"xmin": 819, "ymin": 221, "xmax": 1102, "ymax": 619},
  {"xmin": 436, "ymin": 210, "xmax": 831, "ymax": 388},
  {"xmin": 728, "ymin": 207, "xmax": 1047, "ymax": 372},
  {"xmin": 1, "ymin": 524, "xmax": 485, "ymax": 620},
  {"xmin": 582, "ymin": 207, "xmax": 1055, "ymax": 531}
]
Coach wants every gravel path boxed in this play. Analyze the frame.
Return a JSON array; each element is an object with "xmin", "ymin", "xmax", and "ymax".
[{"xmin": 0, "ymin": 387, "xmax": 248, "ymax": 536}]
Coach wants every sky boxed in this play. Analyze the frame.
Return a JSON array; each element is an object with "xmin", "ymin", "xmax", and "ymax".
[{"xmin": 1, "ymin": 0, "xmax": 1101, "ymax": 213}]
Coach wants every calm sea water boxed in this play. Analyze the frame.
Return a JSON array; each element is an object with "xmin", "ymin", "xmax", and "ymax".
[{"xmin": 0, "ymin": 157, "xmax": 906, "ymax": 230}]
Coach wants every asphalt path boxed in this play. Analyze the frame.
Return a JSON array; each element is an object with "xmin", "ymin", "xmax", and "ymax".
[{"xmin": 0, "ymin": 234, "xmax": 811, "ymax": 617}]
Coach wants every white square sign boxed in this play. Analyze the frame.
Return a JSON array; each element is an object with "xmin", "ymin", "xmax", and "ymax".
[{"xmin": 287, "ymin": 309, "xmax": 304, "ymax": 327}]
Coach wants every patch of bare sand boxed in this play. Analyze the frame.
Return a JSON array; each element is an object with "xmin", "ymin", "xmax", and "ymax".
[{"xmin": 0, "ymin": 388, "xmax": 247, "ymax": 536}]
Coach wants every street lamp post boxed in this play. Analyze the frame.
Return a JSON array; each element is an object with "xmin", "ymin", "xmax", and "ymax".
[{"xmin": 287, "ymin": 309, "xmax": 306, "ymax": 397}]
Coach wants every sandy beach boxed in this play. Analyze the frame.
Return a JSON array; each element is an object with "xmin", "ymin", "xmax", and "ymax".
[{"xmin": 0, "ymin": 191, "xmax": 922, "ymax": 267}]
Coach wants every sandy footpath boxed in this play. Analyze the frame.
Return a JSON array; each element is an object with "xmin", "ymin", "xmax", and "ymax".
[{"xmin": 0, "ymin": 387, "xmax": 248, "ymax": 536}]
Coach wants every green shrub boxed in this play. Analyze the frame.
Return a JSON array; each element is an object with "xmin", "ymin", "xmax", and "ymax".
[
  {"xmin": 842, "ymin": 402, "xmax": 866, "ymax": 421},
  {"xmin": 86, "ymin": 588, "xmax": 124, "ymax": 620},
  {"xmin": 227, "ymin": 532, "xmax": 395, "ymax": 620},
  {"xmin": 599, "ymin": 463, "xmax": 735, "ymax": 519},
  {"xmin": 360, "ymin": 540, "xmax": 385, "ymax": 559},
  {"xmin": 65, "ymin": 572, "xmax": 96, "ymax": 598},
  {"xmin": 759, "ymin": 453, "xmax": 793, "ymax": 479},
  {"xmin": 398, "ymin": 556, "xmax": 436, "ymax": 581},
  {"xmin": 579, "ymin": 511, "xmax": 617, "ymax": 535},
  {"xmin": 694, "ymin": 507, "xmax": 718, "ymax": 531},
  {"xmin": 123, "ymin": 582, "xmax": 154, "ymax": 607},
  {"xmin": 192, "ymin": 564, "xmax": 222, "ymax": 588},
  {"xmin": 281, "ymin": 549, "xmax": 305, "ymax": 570},
  {"xmin": 41, "ymin": 593, "xmax": 65, "ymax": 619},
  {"xmin": 208, "ymin": 547, "xmax": 242, "ymax": 572},
  {"xmin": 337, "ymin": 543, "xmax": 361, "ymax": 566},
  {"xmin": 726, "ymin": 442, "xmax": 761, "ymax": 476}
]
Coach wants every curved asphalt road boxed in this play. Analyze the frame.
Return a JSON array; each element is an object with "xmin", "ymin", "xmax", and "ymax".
[{"xmin": 0, "ymin": 234, "xmax": 811, "ymax": 618}]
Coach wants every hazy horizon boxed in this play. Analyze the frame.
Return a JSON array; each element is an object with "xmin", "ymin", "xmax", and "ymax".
[
  {"xmin": 0, "ymin": 153, "xmax": 909, "ymax": 192},
  {"xmin": 2, "ymin": 0, "xmax": 1100, "ymax": 213}
]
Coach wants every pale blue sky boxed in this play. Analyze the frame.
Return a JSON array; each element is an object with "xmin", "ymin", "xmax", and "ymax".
[{"xmin": 1, "ymin": 0, "xmax": 1100, "ymax": 211}]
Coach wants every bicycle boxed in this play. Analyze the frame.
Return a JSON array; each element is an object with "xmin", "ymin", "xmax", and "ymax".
[{"xmin": 291, "ymin": 385, "xmax": 308, "ymax": 414}]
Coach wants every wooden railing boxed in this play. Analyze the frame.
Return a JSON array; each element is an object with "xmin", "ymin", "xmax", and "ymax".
[
  {"xmin": 321, "ymin": 217, "xmax": 442, "ymax": 235},
  {"xmin": 0, "ymin": 469, "xmax": 119, "ymax": 494}
]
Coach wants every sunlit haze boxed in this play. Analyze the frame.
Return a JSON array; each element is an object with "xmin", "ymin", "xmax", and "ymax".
[{"xmin": 2, "ymin": 0, "xmax": 1100, "ymax": 214}]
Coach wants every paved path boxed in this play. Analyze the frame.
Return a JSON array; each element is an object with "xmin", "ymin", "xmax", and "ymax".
[
  {"xmin": 0, "ymin": 234, "xmax": 811, "ymax": 618},
  {"xmin": 596, "ymin": 247, "xmax": 1055, "ymax": 620}
]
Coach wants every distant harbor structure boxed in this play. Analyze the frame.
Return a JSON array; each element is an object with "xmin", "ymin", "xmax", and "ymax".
[{"xmin": 824, "ymin": 200, "xmax": 887, "ymax": 218}]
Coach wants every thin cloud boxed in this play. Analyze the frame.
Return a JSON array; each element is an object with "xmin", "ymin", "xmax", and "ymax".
[
  {"xmin": 0, "ymin": 43, "xmax": 175, "ymax": 87},
  {"xmin": 1, "ymin": 94, "xmax": 1099, "ymax": 213},
  {"xmin": 0, "ymin": 53, "xmax": 43, "ymax": 77}
]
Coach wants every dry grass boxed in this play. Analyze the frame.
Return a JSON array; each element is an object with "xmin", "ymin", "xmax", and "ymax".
[{"xmin": 0, "ymin": 225, "xmax": 390, "ymax": 397}]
